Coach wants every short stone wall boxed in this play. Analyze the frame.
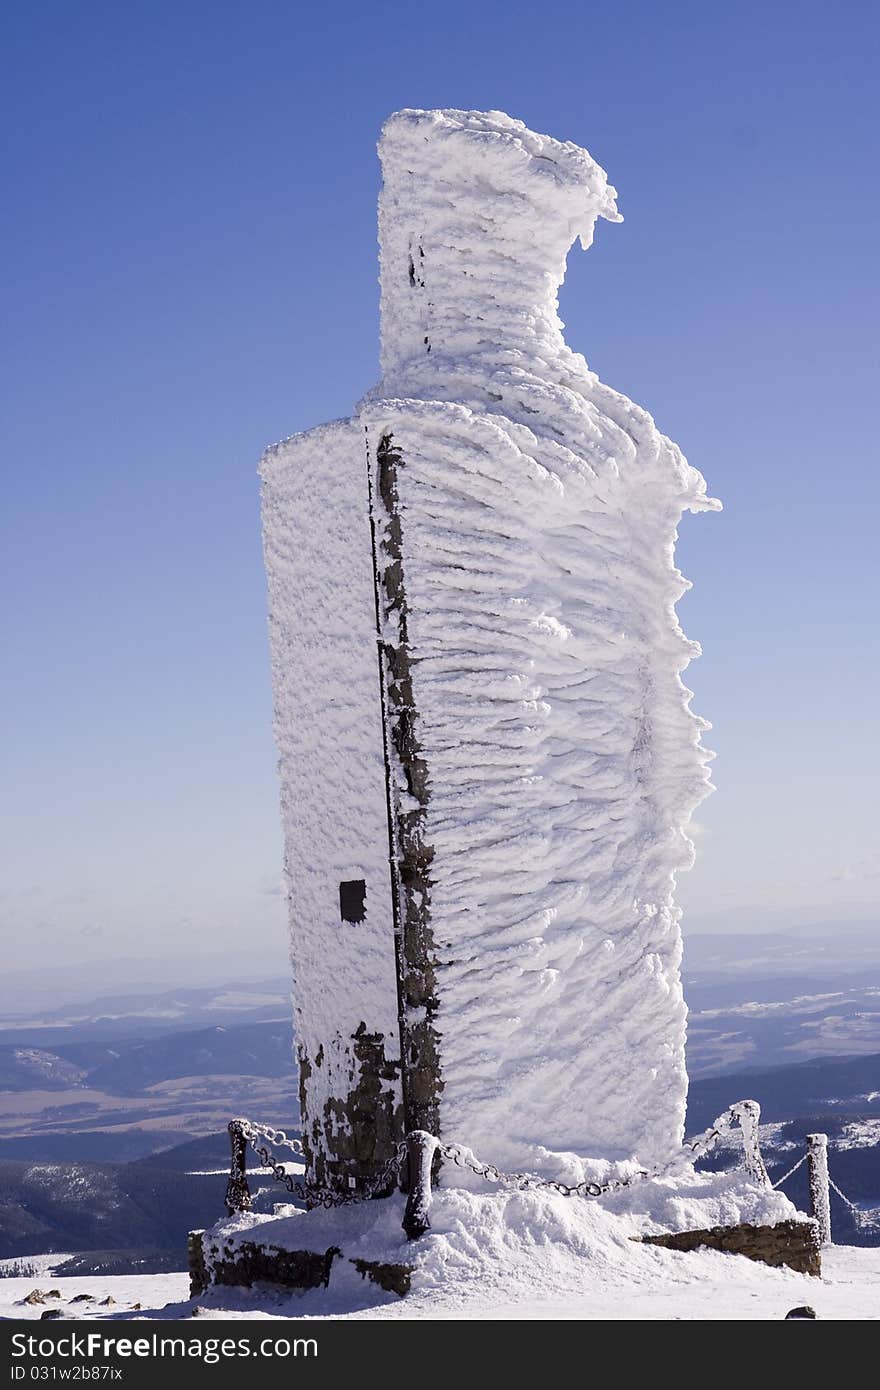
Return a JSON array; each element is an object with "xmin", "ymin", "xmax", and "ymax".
[
  {"xmin": 640, "ymin": 1219, "xmax": 821, "ymax": 1276},
  {"xmin": 188, "ymin": 1230, "xmax": 412, "ymax": 1300},
  {"xmin": 188, "ymin": 1216, "xmax": 820, "ymax": 1303}
]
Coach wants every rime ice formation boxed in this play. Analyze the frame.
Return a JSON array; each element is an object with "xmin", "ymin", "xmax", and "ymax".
[
  {"xmin": 260, "ymin": 108, "xmax": 719, "ymax": 1192},
  {"xmin": 261, "ymin": 421, "xmax": 404, "ymax": 1188}
]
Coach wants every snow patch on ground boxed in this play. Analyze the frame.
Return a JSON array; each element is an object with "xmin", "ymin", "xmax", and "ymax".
[
  {"xmin": 0, "ymin": 1273, "xmax": 189, "ymax": 1319},
  {"xmin": 838, "ymin": 1120, "xmax": 880, "ymax": 1150},
  {"xmin": 4, "ymin": 1242, "xmax": 879, "ymax": 1322}
]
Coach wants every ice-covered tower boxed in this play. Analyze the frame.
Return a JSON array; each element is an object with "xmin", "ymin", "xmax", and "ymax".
[{"xmin": 260, "ymin": 109, "xmax": 718, "ymax": 1194}]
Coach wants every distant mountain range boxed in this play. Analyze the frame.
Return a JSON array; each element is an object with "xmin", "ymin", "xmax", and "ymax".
[
  {"xmin": 0, "ymin": 924, "xmax": 878, "ymax": 1260},
  {"xmin": 683, "ymin": 921, "xmax": 880, "ymax": 1075},
  {"xmin": 0, "ymin": 1020, "xmax": 296, "ymax": 1095},
  {"xmin": 0, "ymin": 978, "xmax": 291, "ymax": 1046},
  {"xmin": 0, "ymin": 1143, "xmax": 227, "ymax": 1261},
  {"xmin": 0, "ymin": 982, "xmax": 298, "ymax": 1166},
  {"xmin": 2, "ymin": 1049, "xmax": 878, "ymax": 1262},
  {"xmin": 687, "ymin": 1051, "xmax": 880, "ymax": 1132}
]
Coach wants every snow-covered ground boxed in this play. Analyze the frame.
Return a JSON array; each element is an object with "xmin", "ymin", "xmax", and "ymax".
[
  {"xmin": 1, "ymin": 1247, "xmax": 878, "ymax": 1321},
  {"xmin": 4, "ymin": 1177, "xmax": 879, "ymax": 1320},
  {"xmin": 0, "ymin": 1272, "xmax": 188, "ymax": 1319}
]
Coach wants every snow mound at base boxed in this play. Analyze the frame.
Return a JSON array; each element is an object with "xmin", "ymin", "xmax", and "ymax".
[{"xmin": 208, "ymin": 1170, "xmax": 802, "ymax": 1312}]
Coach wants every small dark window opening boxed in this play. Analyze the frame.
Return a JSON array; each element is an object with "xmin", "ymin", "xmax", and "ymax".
[{"xmin": 339, "ymin": 879, "xmax": 367, "ymax": 924}]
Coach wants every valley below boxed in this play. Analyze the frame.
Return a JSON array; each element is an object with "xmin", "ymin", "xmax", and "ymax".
[{"xmin": 1, "ymin": 924, "xmax": 878, "ymax": 1271}]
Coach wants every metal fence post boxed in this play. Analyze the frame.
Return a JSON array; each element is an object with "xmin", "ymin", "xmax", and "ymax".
[
  {"xmin": 225, "ymin": 1118, "xmax": 252, "ymax": 1214},
  {"xmin": 402, "ymin": 1130, "xmax": 440, "ymax": 1240},
  {"xmin": 807, "ymin": 1133, "xmax": 831, "ymax": 1247},
  {"xmin": 187, "ymin": 1230, "xmax": 207, "ymax": 1297}
]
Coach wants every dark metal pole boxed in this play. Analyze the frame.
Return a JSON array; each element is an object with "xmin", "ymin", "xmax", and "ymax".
[
  {"xmin": 364, "ymin": 426, "xmax": 410, "ymax": 1140},
  {"xmin": 225, "ymin": 1119, "xmax": 252, "ymax": 1214},
  {"xmin": 402, "ymin": 1130, "xmax": 440, "ymax": 1240}
]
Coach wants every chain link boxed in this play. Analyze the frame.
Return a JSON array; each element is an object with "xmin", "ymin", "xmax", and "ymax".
[
  {"xmin": 230, "ymin": 1096, "xmax": 771, "ymax": 1213},
  {"xmin": 682, "ymin": 1102, "xmax": 755, "ymax": 1162},
  {"xmin": 828, "ymin": 1175, "xmax": 880, "ymax": 1230},
  {"xmin": 239, "ymin": 1122, "xmax": 407, "ymax": 1209},
  {"xmin": 230, "ymin": 1110, "xmax": 880, "ymax": 1239},
  {"xmin": 438, "ymin": 1142, "xmax": 651, "ymax": 1198},
  {"xmin": 439, "ymin": 1102, "xmax": 766, "ymax": 1197},
  {"xmin": 771, "ymin": 1153, "xmax": 807, "ymax": 1189},
  {"xmin": 765, "ymin": 1148, "xmax": 880, "ymax": 1229},
  {"xmin": 239, "ymin": 1121, "xmax": 305, "ymax": 1157}
]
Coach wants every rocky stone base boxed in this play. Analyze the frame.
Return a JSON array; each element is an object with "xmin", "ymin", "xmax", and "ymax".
[
  {"xmin": 639, "ymin": 1219, "xmax": 821, "ymax": 1276},
  {"xmin": 187, "ymin": 1229, "xmax": 412, "ymax": 1298}
]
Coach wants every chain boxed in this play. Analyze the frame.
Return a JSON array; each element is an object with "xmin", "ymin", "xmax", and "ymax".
[
  {"xmin": 681, "ymin": 1126, "xmax": 723, "ymax": 1163},
  {"xmin": 438, "ymin": 1142, "xmax": 651, "ymax": 1198},
  {"xmin": 771, "ymin": 1153, "xmax": 807, "ymax": 1189},
  {"xmin": 767, "ymin": 1147, "xmax": 880, "ymax": 1228},
  {"xmin": 231, "ymin": 1095, "xmax": 769, "ymax": 1213},
  {"xmin": 828, "ymin": 1176, "xmax": 880, "ymax": 1230},
  {"xmin": 231, "ymin": 1112, "xmax": 880, "ymax": 1251},
  {"xmin": 355, "ymin": 1142, "xmax": 409, "ymax": 1202},
  {"xmin": 682, "ymin": 1102, "xmax": 755, "ymax": 1162},
  {"xmin": 240, "ymin": 1124, "xmax": 407, "ymax": 1209},
  {"xmin": 239, "ymin": 1121, "xmax": 305, "ymax": 1157},
  {"xmin": 761, "ymin": 1137, "xmax": 880, "ymax": 1227}
]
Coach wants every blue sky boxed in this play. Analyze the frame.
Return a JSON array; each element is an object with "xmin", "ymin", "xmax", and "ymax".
[{"xmin": 2, "ymin": 0, "xmax": 877, "ymax": 975}]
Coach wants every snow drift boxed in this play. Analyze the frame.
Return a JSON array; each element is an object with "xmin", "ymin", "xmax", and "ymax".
[{"xmin": 206, "ymin": 1171, "xmax": 798, "ymax": 1317}]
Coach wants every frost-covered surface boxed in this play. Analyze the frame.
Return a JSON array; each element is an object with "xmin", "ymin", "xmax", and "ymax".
[
  {"xmin": 363, "ymin": 109, "xmax": 718, "ymax": 1169},
  {"xmin": 260, "ymin": 420, "xmax": 402, "ymax": 1169},
  {"xmin": 261, "ymin": 107, "xmax": 718, "ymax": 1178},
  {"xmin": 210, "ymin": 1167, "xmax": 798, "ymax": 1262},
  {"xmin": 5, "ymin": 1243, "xmax": 880, "ymax": 1320}
]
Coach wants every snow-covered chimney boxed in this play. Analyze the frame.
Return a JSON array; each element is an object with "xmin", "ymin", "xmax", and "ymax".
[{"xmin": 375, "ymin": 108, "xmax": 620, "ymax": 394}]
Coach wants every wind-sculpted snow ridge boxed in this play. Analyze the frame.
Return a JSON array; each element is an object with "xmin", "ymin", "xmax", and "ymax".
[{"xmin": 363, "ymin": 109, "xmax": 720, "ymax": 1172}]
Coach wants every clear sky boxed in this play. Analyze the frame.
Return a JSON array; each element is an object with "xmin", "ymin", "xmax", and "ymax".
[{"xmin": 2, "ymin": 0, "xmax": 878, "ymax": 978}]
